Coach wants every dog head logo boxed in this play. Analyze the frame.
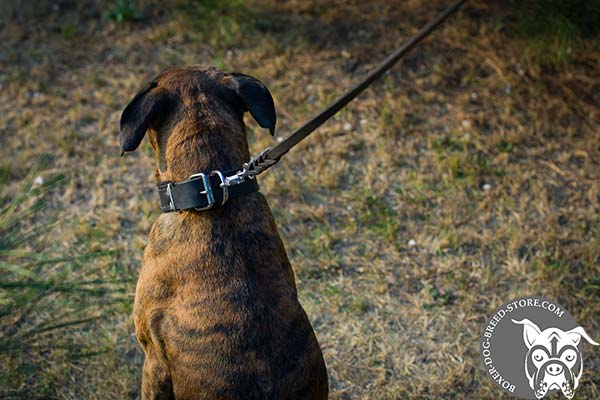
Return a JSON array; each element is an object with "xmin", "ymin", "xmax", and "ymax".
[{"xmin": 512, "ymin": 319, "xmax": 598, "ymax": 399}]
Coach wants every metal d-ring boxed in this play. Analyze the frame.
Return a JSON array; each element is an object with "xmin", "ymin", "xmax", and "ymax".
[
  {"xmin": 166, "ymin": 182, "xmax": 176, "ymax": 211},
  {"xmin": 211, "ymin": 170, "xmax": 228, "ymax": 206}
]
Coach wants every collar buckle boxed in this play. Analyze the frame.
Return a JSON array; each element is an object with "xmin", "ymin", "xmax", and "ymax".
[
  {"xmin": 188, "ymin": 172, "xmax": 215, "ymax": 211},
  {"xmin": 158, "ymin": 167, "xmax": 259, "ymax": 213}
]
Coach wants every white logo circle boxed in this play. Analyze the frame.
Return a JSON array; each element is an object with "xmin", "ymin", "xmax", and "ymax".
[{"xmin": 480, "ymin": 296, "xmax": 598, "ymax": 399}]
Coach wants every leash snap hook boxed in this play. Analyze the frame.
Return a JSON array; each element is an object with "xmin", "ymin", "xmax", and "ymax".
[{"xmin": 223, "ymin": 170, "xmax": 246, "ymax": 187}]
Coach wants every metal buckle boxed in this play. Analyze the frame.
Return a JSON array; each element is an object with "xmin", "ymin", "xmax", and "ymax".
[
  {"xmin": 210, "ymin": 170, "xmax": 228, "ymax": 206},
  {"xmin": 188, "ymin": 173, "xmax": 215, "ymax": 211}
]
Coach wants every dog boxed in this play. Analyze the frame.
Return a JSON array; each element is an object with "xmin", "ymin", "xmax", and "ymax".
[
  {"xmin": 512, "ymin": 319, "xmax": 598, "ymax": 399},
  {"xmin": 120, "ymin": 66, "xmax": 328, "ymax": 400}
]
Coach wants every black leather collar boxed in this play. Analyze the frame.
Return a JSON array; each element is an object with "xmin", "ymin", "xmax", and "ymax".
[{"xmin": 157, "ymin": 169, "xmax": 259, "ymax": 212}]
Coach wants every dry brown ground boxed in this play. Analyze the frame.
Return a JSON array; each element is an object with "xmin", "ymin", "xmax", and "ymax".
[{"xmin": 1, "ymin": 0, "xmax": 599, "ymax": 399}]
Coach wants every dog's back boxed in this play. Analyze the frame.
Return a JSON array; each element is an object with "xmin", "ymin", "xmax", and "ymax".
[
  {"xmin": 122, "ymin": 66, "xmax": 328, "ymax": 399},
  {"xmin": 135, "ymin": 195, "xmax": 327, "ymax": 399}
]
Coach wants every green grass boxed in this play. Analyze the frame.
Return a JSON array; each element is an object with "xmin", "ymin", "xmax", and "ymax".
[
  {"xmin": 0, "ymin": 158, "xmax": 132, "ymax": 398},
  {"xmin": 178, "ymin": 0, "xmax": 257, "ymax": 48},
  {"xmin": 507, "ymin": 0, "xmax": 600, "ymax": 66},
  {"xmin": 105, "ymin": 0, "xmax": 143, "ymax": 23}
]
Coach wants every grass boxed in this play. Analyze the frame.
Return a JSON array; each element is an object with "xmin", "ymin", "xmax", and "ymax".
[
  {"xmin": 105, "ymin": 0, "xmax": 143, "ymax": 24},
  {"xmin": 1, "ymin": 0, "xmax": 599, "ymax": 398},
  {"xmin": 507, "ymin": 0, "xmax": 600, "ymax": 67},
  {"xmin": 0, "ymin": 158, "xmax": 134, "ymax": 398},
  {"xmin": 180, "ymin": 0, "xmax": 257, "ymax": 47}
]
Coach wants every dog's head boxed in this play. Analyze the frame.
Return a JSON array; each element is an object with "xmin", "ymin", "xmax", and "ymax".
[
  {"xmin": 119, "ymin": 66, "xmax": 276, "ymax": 180},
  {"xmin": 512, "ymin": 319, "xmax": 598, "ymax": 399}
]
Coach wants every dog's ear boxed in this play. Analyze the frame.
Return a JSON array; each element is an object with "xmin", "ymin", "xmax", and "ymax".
[
  {"xmin": 228, "ymin": 73, "xmax": 276, "ymax": 136},
  {"xmin": 120, "ymin": 82, "xmax": 171, "ymax": 154},
  {"xmin": 565, "ymin": 326, "xmax": 599, "ymax": 346},
  {"xmin": 512, "ymin": 319, "xmax": 542, "ymax": 349}
]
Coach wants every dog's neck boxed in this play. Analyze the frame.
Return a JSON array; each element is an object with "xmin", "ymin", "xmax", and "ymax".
[{"xmin": 155, "ymin": 106, "xmax": 250, "ymax": 183}]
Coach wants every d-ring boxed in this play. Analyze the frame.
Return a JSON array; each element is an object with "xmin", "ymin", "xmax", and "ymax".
[{"xmin": 210, "ymin": 170, "xmax": 228, "ymax": 206}]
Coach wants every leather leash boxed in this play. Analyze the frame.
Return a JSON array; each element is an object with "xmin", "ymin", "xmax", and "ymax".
[
  {"xmin": 159, "ymin": 0, "xmax": 467, "ymax": 212},
  {"xmin": 259, "ymin": 0, "xmax": 468, "ymax": 165}
]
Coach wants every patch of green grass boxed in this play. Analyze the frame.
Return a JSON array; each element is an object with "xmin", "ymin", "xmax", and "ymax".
[
  {"xmin": 322, "ymin": 284, "xmax": 344, "ymax": 299},
  {"xmin": 0, "ymin": 158, "xmax": 131, "ymax": 398},
  {"xmin": 377, "ymin": 88, "xmax": 410, "ymax": 137},
  {"xmin": 180, "ymin": 0, "xmax": 257, "ymax": 48},
  {"xmin": 433, "ymin": 135, "xmax": 465, "ymax": 153},
  {"xmin": 584, "ymin": 275, "xmax": 600, "ymax": 294},
  {"xmin": 61, "ymin": 20, "xmax": 78, "ymax": 39},
  {"xmin": 299, "ymin": 225, "xmax": 345, "ymax": 280},
  {"xmin": 423, "ymin": 286, "xmax": 457, "ymax": 309},
  {"xmin": 0, "ymin": 165, "xmax": 9, "ymax": 187},
  {"xmin": 358, "ymin": 194, "xmax": 401, "ymax": 244},
  {"xmin": 497, "ymin": 140, "xmax": 513, "ymax": 153},
  {"xmin": 307, "ymin": 226, "xmax": 336, "ymax": 256},
  {"xmin": 537, "ymin": 257, "xmax": 597, "ymax": 295},
  {"xmin": 105, "ymin": 0, "xmax": 143, "ymax": 23},
  {"xmin": 508, "ymin": 0, "xmax": 600, "ymax": 67},
  {"xmin": 437, "ymin": 145, "xmax": 505, "ymax": 187},
  {"xmin": 350, "ymin": 297, "xmax": 369, "ymax": 314}
]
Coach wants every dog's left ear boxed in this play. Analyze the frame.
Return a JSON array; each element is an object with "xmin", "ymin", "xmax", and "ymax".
[
  {"xmin": 228, "ymin": 73, "xmax": 276, "ymax": 136},
  {"xmin": 565, "ymin": 326, "xmax": 600, "ymax": 346},
  {"xmin": 120, "ymin": 82, "xmax": 171, "ymax": 155}
]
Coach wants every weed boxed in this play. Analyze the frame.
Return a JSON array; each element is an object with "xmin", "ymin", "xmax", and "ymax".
[
  {"xmin": 105, "ymin": 0, "xmax": 143, "ymax": 23},
  {"xmin": 497, "ymin": 140, "xmax": 513, "ymax": 153},
  {"xmin": 423, "ymin": 286, "xmax": 457, "ymax": 309}
]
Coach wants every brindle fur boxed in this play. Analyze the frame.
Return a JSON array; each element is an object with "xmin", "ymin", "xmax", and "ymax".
[{"xmin": 121, "ymin": 66, "xmax": 328, "ymax": 400}]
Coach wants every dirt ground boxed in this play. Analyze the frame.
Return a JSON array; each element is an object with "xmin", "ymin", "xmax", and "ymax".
[{"xmin": 1, "ymin": 0, "xmax": 599, "ymax": 399}]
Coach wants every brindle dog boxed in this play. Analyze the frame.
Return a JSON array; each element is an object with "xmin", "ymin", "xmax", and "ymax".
[{"xmin": 120, "ymin": 66, "xmax": 328, "ymax": 400}]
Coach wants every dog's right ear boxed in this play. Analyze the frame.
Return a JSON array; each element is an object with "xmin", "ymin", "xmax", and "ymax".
[
  {"xmin": 120, "ymin": 82, "xmax": 171, "ymax": 155},
  {"xmin": 512, "ymin": 319, "xmax": 542, "ymax": 349},
  {"xmin": 227, "ymin": 73, "xmax": 277, "ymax": 136}
]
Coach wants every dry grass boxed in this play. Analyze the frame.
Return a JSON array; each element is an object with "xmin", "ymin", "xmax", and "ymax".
[{"xmin": 1, "ymin": 0, "xmax": 599, "ymax": 398}]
